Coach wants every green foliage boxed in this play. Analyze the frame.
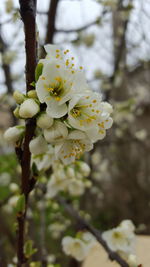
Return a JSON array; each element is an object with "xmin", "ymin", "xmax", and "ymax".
[
  {"xmin": 16, "ymin": 194, "xmax": 25, "ymax": 213},
  {"xmin": 35, "ymin": 63, "xmax": 43, "ymax": 82},
  {"xmin": 0, "ymin": 153, "xmax": 17, "ymax": 175},
  {"xmin": 24, "ymin": 240, "xmax": 37, "ymax": 258}
]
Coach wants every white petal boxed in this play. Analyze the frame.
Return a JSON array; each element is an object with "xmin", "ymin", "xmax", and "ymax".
[{"xmin": 46, "ymin": 98, "xmax": 67, "ymax": 118}]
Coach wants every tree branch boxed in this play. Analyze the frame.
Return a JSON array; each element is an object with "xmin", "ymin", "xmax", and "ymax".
[
  {"xmin": 16, "ymin": 1, "xmax": 37, "ymax": 266},
  {"xmin": 56, "ymin": 17, "xmax": 100, "ymax": 33},
  {"xmin": 58, "ymin": 196, "xmax": 131, "ymax": 267},
  {"xmin": 45, "ymin": 0, "xmax": 60, "ymax": 44}
]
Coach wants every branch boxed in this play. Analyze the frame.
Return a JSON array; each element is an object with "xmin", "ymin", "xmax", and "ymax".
[
  {"xmin": 58, "ymin": 196, "xmax": 130, "ymax": 267},
  {"xmin": 56, "ymin": 17, "xmax": 100, "ymax": 33},
  {"xmin": 45, "ymin": 0, "xmax": 60, "ymax": 44},
  {"xmin": 16, "ymin": 0, "xmax": 37, "ymax": 266}
]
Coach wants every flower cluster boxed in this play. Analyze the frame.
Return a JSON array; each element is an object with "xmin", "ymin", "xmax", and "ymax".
[
  {"xmin": 102, "ymin": 220, "xmax": 137, "ymax": 264},
  {"xmin": 4, "ymin": 44, "xmax": 113, "ymax": 166},
  {"xmin": 46, "ymin": 160, "xmax": 91, "ymax": 198},
  {"xmin": 62, "ymin": 231, "xmax": 96, "ymax": 261}
]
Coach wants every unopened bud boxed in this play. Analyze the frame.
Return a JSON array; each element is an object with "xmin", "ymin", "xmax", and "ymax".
[
  {"xmin": 37, "ymin": 112, "xmax": 53, "ymax": 129},
  {"xmin": 27, "ymin": 90, "xmax": 37, "ymax": 99},
  {"xmin": 13, "ymin": 90, "xmax": 24, "ymax": 104},
  {"xmin": 4, "ymin": 126, "xmax": 24, "ymax": 144},
  {"xmin": 19, "ymin": 99, "xmax": 39, "ymax": 118}
]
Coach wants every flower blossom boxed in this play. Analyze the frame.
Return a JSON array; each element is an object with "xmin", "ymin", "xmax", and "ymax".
[
  {"xmin": 62, "ymin": 231, "xmax": 96, "ymax": 261},
  {"xmin": 102, "ymin": 220, "xmax": 136, "ymax": 255}
]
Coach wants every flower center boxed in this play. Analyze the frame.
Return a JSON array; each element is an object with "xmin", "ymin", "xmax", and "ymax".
[
  {"xmin": 71, "ymin": 107, "xmax": 81, "ymax": 118},
  {"xmin": 45, "ymin": 77, "xmax": 65, "ymax": 101}
]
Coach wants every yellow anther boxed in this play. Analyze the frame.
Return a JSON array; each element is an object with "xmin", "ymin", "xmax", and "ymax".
[
  {"xmin": 93, "ymin": 99, "xmax": 97, "ymax": 103},
  {"xmin": 56, "ymin": 49, "xmax": 60, "ymax": 53},
  {"xmin": 66, "ymin": 59, "xmax": 69, "ymax": 66},
  {"xmin": 79, "ymin": 66, "xmax": 83, "ymax": 70},
  {"xmin": 72, "ymin": 64, "xmax": 75, "ymax": 67},
  {"xmin": 56, "ymin": 65, "xmax": 60, "ymax": 68},
  {"xmin": 55, "ymin": 96, "xmax": 61, "ymax": 101},
  {"xmin": 71, "ymin": 70, "xmax": 75, "ymax": 74},
  {"xmin": 47, "ymin": 87, "xmax": 53, "ymax": 92},
  {"xmin": 71, "ymin": 57, "xmax": 74, "ymax": 60},
  {"xmin": 86, "ymin": 96, "xmax": 90, "ymax": 99},
  {"xmin": 56, "ymin": 54, "xmax": 60, "ymax": 58},
  {"xmin": 55, "ymin": 77, "xmax": 62, "ymax": 82}
]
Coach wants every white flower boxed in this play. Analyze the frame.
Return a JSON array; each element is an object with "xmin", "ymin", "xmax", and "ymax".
[
  {"xmin": 127, "ymin": 254, "xmax": 137, "ymax": 267},
  {"xmin": 29, "ymin": 135, "xmax": 48, "ymax": 155},
  {"xmin": 119, "ymin": 220, "xmax": 135, "ymax": 235},
  {"xmin": 81, "ymin": 232, "xmax": 97, "ymax": 251},
  {"xmin": 36, "ymin": 57, "xmax": 88, "ymax": 118},
  {"xmin": 55, "ymin": 130, "xmax": 93, "ymax": 165},
  {"xmin": 68, "ymin": 92, "xmax": 102, "ymax": 131},
  {"xmin": 78, "ymin": 162, "xmax": 90, "ymax": 177},
  {"xmin": 44, "ymin": 120, "xmax": 68, "ymax": 144},
  {"xmin": 40, "ymin": 45, "xmax": 64, "ymax": 64},
  {"xmin": 19, "ymin": 99, "xmax": 39, "ymax": 118},
  {"xmin": 37, "ymin": 112, "xmax": 54, "ymax": 129},
  {"xmin": 62, "ymin": 236, "xmax": 87, "ymax": 261},
  {"xmin": 46, "ymin": 173, "xmax": 68, "ymax": 198},
  {"xmin": 102, "ymin": 221, "xmax": 135, "ymax": 255},
  {"xmin": 32, "ymin": 145, "xmax": 54, "ymax": 171},
  {"xmin": 68, "ymin": 179, "xmax": 85, "ymax": 196},
  {"xmin": 4, "ymin": 126, "xmax": 24, "ymax": 144},
  {"xmin": 100, "ymin": 102, "xmax": 113, "ymax": 114},
  {"xmin": 86, "ymin": 115, "xmax": 113, "ymax": 142}
]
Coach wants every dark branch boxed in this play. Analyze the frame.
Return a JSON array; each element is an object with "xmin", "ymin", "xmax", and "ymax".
[
  {"xmin": 16, "ymin": 0, "xmax": 37, "ymax": 266},
  {"xmin": 45, "ymin": 0, "xmax": 60, "ymax": 44}
]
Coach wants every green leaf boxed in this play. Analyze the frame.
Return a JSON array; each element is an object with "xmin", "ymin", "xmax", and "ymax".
[
  {"xmin": 35, "ymin": 63, "xmax": 43, "ymax": 82},
  {"xmin": 30, "ymin": 81, "xmax": 36, "ymax": 87},
  {"xmin": 24, "ymin": 240, "xmax": 37, "ymax": 258},
  {"xmin": 16, "ymin": 194, "xmax": 25, "ymax": 213}
]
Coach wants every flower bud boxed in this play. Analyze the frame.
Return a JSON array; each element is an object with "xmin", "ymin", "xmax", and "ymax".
[
  {"xmin": 9, "ymin": 183, "xmax": 19, "ymax": 193},
  {"xmin": 4, "ymin": 126, "xmax": 24, "ymax": 144},
  {"xmin": 78, "ymin": 162, "xmax": 90, "ymax": 177},
  {"xmin": 19, "ymin": 99, "xmax": 39, "ymax": 118},
  {"xmin": 27, "ymin": 90, "xmax": 37, "ymax": 99},
  {"xmin": 13, "ymin": 90, "xmax": 24, "ymax": 104},
  {"xmin": 37, "ymin": 112, "xmax": 53, "ymax": 129},
  {"xmin": 29, "ymin": 135, "xmax": 48, "ymax": 155},
  {"xmin": 66, "ymin": 166, "xmax": 75, "ymax": 179},
  {"xmin": 44, "ymin": 121, "xmax": 68, "ymax": 144}
]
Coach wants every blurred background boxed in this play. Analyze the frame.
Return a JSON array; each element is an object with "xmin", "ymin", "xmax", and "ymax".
[{"xmin": 0, "ymin": 0, "xmax": 150, "ymax": 266}]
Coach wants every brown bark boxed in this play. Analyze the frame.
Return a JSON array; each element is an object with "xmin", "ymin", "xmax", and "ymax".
[{"xmin": 16, "ymin": 0, "xmax": 37, "ymax": 266}]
